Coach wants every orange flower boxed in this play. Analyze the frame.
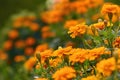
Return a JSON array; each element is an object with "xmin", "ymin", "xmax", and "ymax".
[
  {"xmin": 24, "ymin": 57, "xmax": 36, "ymax": 71},
  {"xmin": 117, "ymin": 59, "xmax": 120, "ymax": 72},
  {"xmin": 42, "ymin": 32, "xmax": 55, "ymax": 39},
  {"xmin": 87, "ymin": 26, "xmax": 98, "ymax": 36},
  {"xmin": 34, "ymin": 78, "xmax": 47, "ymax": 80},
  {"xmin": 52, "ymin": 46, "xmax": 72, "ymax": 57},
  {"xmin": 96, "ymin": 57, "xmax": 116, "ymax": 76},
  {"xmin": 113, "ymin": 37, "xmax": 120, "ymax": 48},
  {"xmin": 35, "ymin": 43, "xmax": 48, "ymax": 53},
  {"xmin": 8, "ymin": 29, "xmax": 19, "ymax": 39},
  {"xmin": 81, "ymin": 75, "xmax": 98, "ymax": 80},
  {"xmin": 15, "ymin": 40, "xmax": 25, "ymax": 48},
  {"xmin": 88, "ymin": 47, "xmax": 106, "ymax": 61},
  {"xmin": 38, "ymin": 49, "xmax": 53, "ymax": 64},
  {"xmin": 53, "ymin": 1, "xmax": 70, "ymax": 15},
  {"xmin": 3, "ymin": 40, "xmax": 13, "ymax": 50},
  {"xmin": 25, "ymin": 37, "xmax": 36, "ymax": 46},
  {"xmin": 70, "ymin": 0, "xmax": 88, "ymax": 14},
  {"xmin": 114, "ymin": 48, "xmax": 120, "ymax": 58},
  {"xmin": 13, "ymin": 17, "xmax": 24, "ymax": 28},
  {"xmin": 41, "ymin": 26, "xmax": 50, "ymax": 32},
  {"xmin": 41, "ymin": 26, "xmax": 55, "ymax": 39},
  {"xmin": 64, "ymin": 20, "xmax": 79, "ymax": 29},
  {"xmin": 0, "ymin": 50, "xmax": 8, "ymax": 60},
  {"xmin": 24, "ymin": 47, "xmax": 34, "ymax": 56},
  {"xmin": 23, "ymin": 20, "xmax": 31, "ymax": 27},
  {"xmin": 69, "ymin": 49, "xmax": 88, "ymax": 64},
  {"xmin": 52, "ymin": 66, "xmax": 76, "ymax": 80},
  {"xmin": 41, "ymin": 10, "xmax": 63, "ymax": 24},
  {"xmin": 101, "ymin": 4, "xmax": 120, "ymax": 22},
  {"xmin": 49, "ymin": 58, "xmax": 62, "ymax": 67},
  {"xmin": 14, "ymin": 55, "xmax": 25, "ymax": 62},
  {"xmin": 30, "ymin": 23, "xmax": 40, "ymax": 31},
  {"xmin": 92, "ymin": 22, "xmax": 105, "ymax": 30},
  {"xmin": 68, "ymin": 24, "xmax": 87, "ymax": 38}
]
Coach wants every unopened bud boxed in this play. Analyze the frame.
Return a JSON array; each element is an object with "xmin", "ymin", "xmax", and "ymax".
[
  {"xmin": 104, "ymin": 20, "xmax": 107, "ymax": 26},
  {"xmin": 98, "ymin": 18, "xmax": 102, "ymax": 22}
]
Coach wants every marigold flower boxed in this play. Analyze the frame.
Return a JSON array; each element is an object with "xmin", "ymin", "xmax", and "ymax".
[
  {"xmin": 64, "ymin": 20, "xmax": 79, "ymax": 29},
  {"xmin": 69, "ymin": 49, "xmax": 88, "ymax": 64},
  {"xmin": 101, "ymin": 4, "xmax": 120, "ymax": 22},
  {"xmin": 24, "ymin": 47, "xmax": 34, "ymax": 56},
  {"xmin": 3, "ymin": 40, "xmax": 13, "ymax": 50},
  {"xmin": 53, "ymin": 1, "xmax": 70, "ymax": 15},
  {"xmin": 8, "ymin": 29, "xmax": 19, "ymax": 39},
  {"xmin": 14, "ymin": 55, "xmax": 25, "ymax": 62},
  {"xmin": 38, "ymin": 49, "xmax": 53, "ymax": 64},
  {"xmin": 81, "ymin": 75, "xmax": 98, "ymax": 80},
  {"xmin": 88, "ymin": 47, "xmax": 106, "ymax": 61},
  {"xmin": 70, "ymin": 0, "xmax": 88, "ymax": 14},
  {"xmin": 87, "ymin": 26, "xmax": 98, "ymax": 36},
  {"xmin": 15, "ymin": 40, "xmax": 25, "ymax": 48},
  {"xmin": 41, "ymin": 10, "xmax": 63, "ymax": 24},
  {"xmin": 52, "ymin": 66, "xmax": 76, "ymax": 80},
  {"xmin": 25, "ymin": 37, "xmax": 36, "ymax": 46},
  {"xmin": 35, "ymin": 43, "xmax": 48, "ymax": 53},
  {"xmin": 96, "ymin": 57, "xmax": 116, "ymax": 76},
  {"xmin": 30, "ymin": 23, "xmax": 40, "ymax": 31},
  {"xmin": 0, "ymin": 50, "xmax": 8, "ymax": 60},
  {"xmin": 41, "ymin": 26, "xmax": 55, "ymax": 39},
  {"xmin": 117, "ymin": 59, "xmax": 120, "ymax": 72},
  {"xmin": 49, "ymin": 58, "xmax": 62, "ymax": 67},
  {"xmin": 52, "ymin": 46, "xmax": 72, "ymax": 57},
  {"xmin": 113, "ymin": 37, "xmax": 120, "ymax": 48},
  {"xmin": 68, "ymin": 24, "xmax": 87, "ymax": 38},
  {"xmin": 92, "ymin": 22, "xmax": 105, "ymax": 30},
  {"xmin": 24, "ymin": 57, "xmax": 36, "ymax": 71}
]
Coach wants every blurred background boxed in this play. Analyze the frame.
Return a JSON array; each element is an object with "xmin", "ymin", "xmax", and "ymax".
[{"xmin": 0, "ymin": 0, "xmax": 120, "ymax": 79}]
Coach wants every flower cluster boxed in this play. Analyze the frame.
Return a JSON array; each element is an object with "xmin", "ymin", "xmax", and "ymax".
[{"xmin": 0, "ymin": 0, "xmax": 120, "ymax": 80}]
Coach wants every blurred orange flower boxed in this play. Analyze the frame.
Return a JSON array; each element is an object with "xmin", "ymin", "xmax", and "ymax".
[
  {"xmin": 35, "ymin": 43, "xmax": 49, "ymax": 53},
  {"xmin": 64, "ymin": 20, "xmax": 79, "ymax": 29},
  {"xmin": 14, "ymin": 55, "xmax": 25, "ymax": 62},
  {"xmin": 96, "ymin": 57, "xmax": 116, "ymax": 76},
  {"xmin": 101, "ymin": 3, "xmax": 120, "ymax": 22},
  {"xmin": 25, "ymin": 37, "xmax": 36, "ymax": 46},
  {"xmin": 0, "ymin": 50, "xmax": 8, "ymax": 60},
  {"xmin": 3, "ymin": 40, "xmax": 13, "ymax": 50},
  {"xmin": 24, "ymin": 57, "xmax": 36, "ymax": 71},
  {"xmin": 8, "ymin": 29, "xmax": 19, "ymax": 39},
  {"xmin": 24, "ymin": 47, "xmax": 34, "ymax": 56},
  {"xmin": 52, "ymin": 66, "xmax": 76, "ymax": 80}
]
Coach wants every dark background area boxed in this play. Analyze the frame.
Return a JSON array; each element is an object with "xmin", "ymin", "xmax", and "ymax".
[{"xmin": 0, "ymin": 0, "xmax": 46, "ymax": 27}]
